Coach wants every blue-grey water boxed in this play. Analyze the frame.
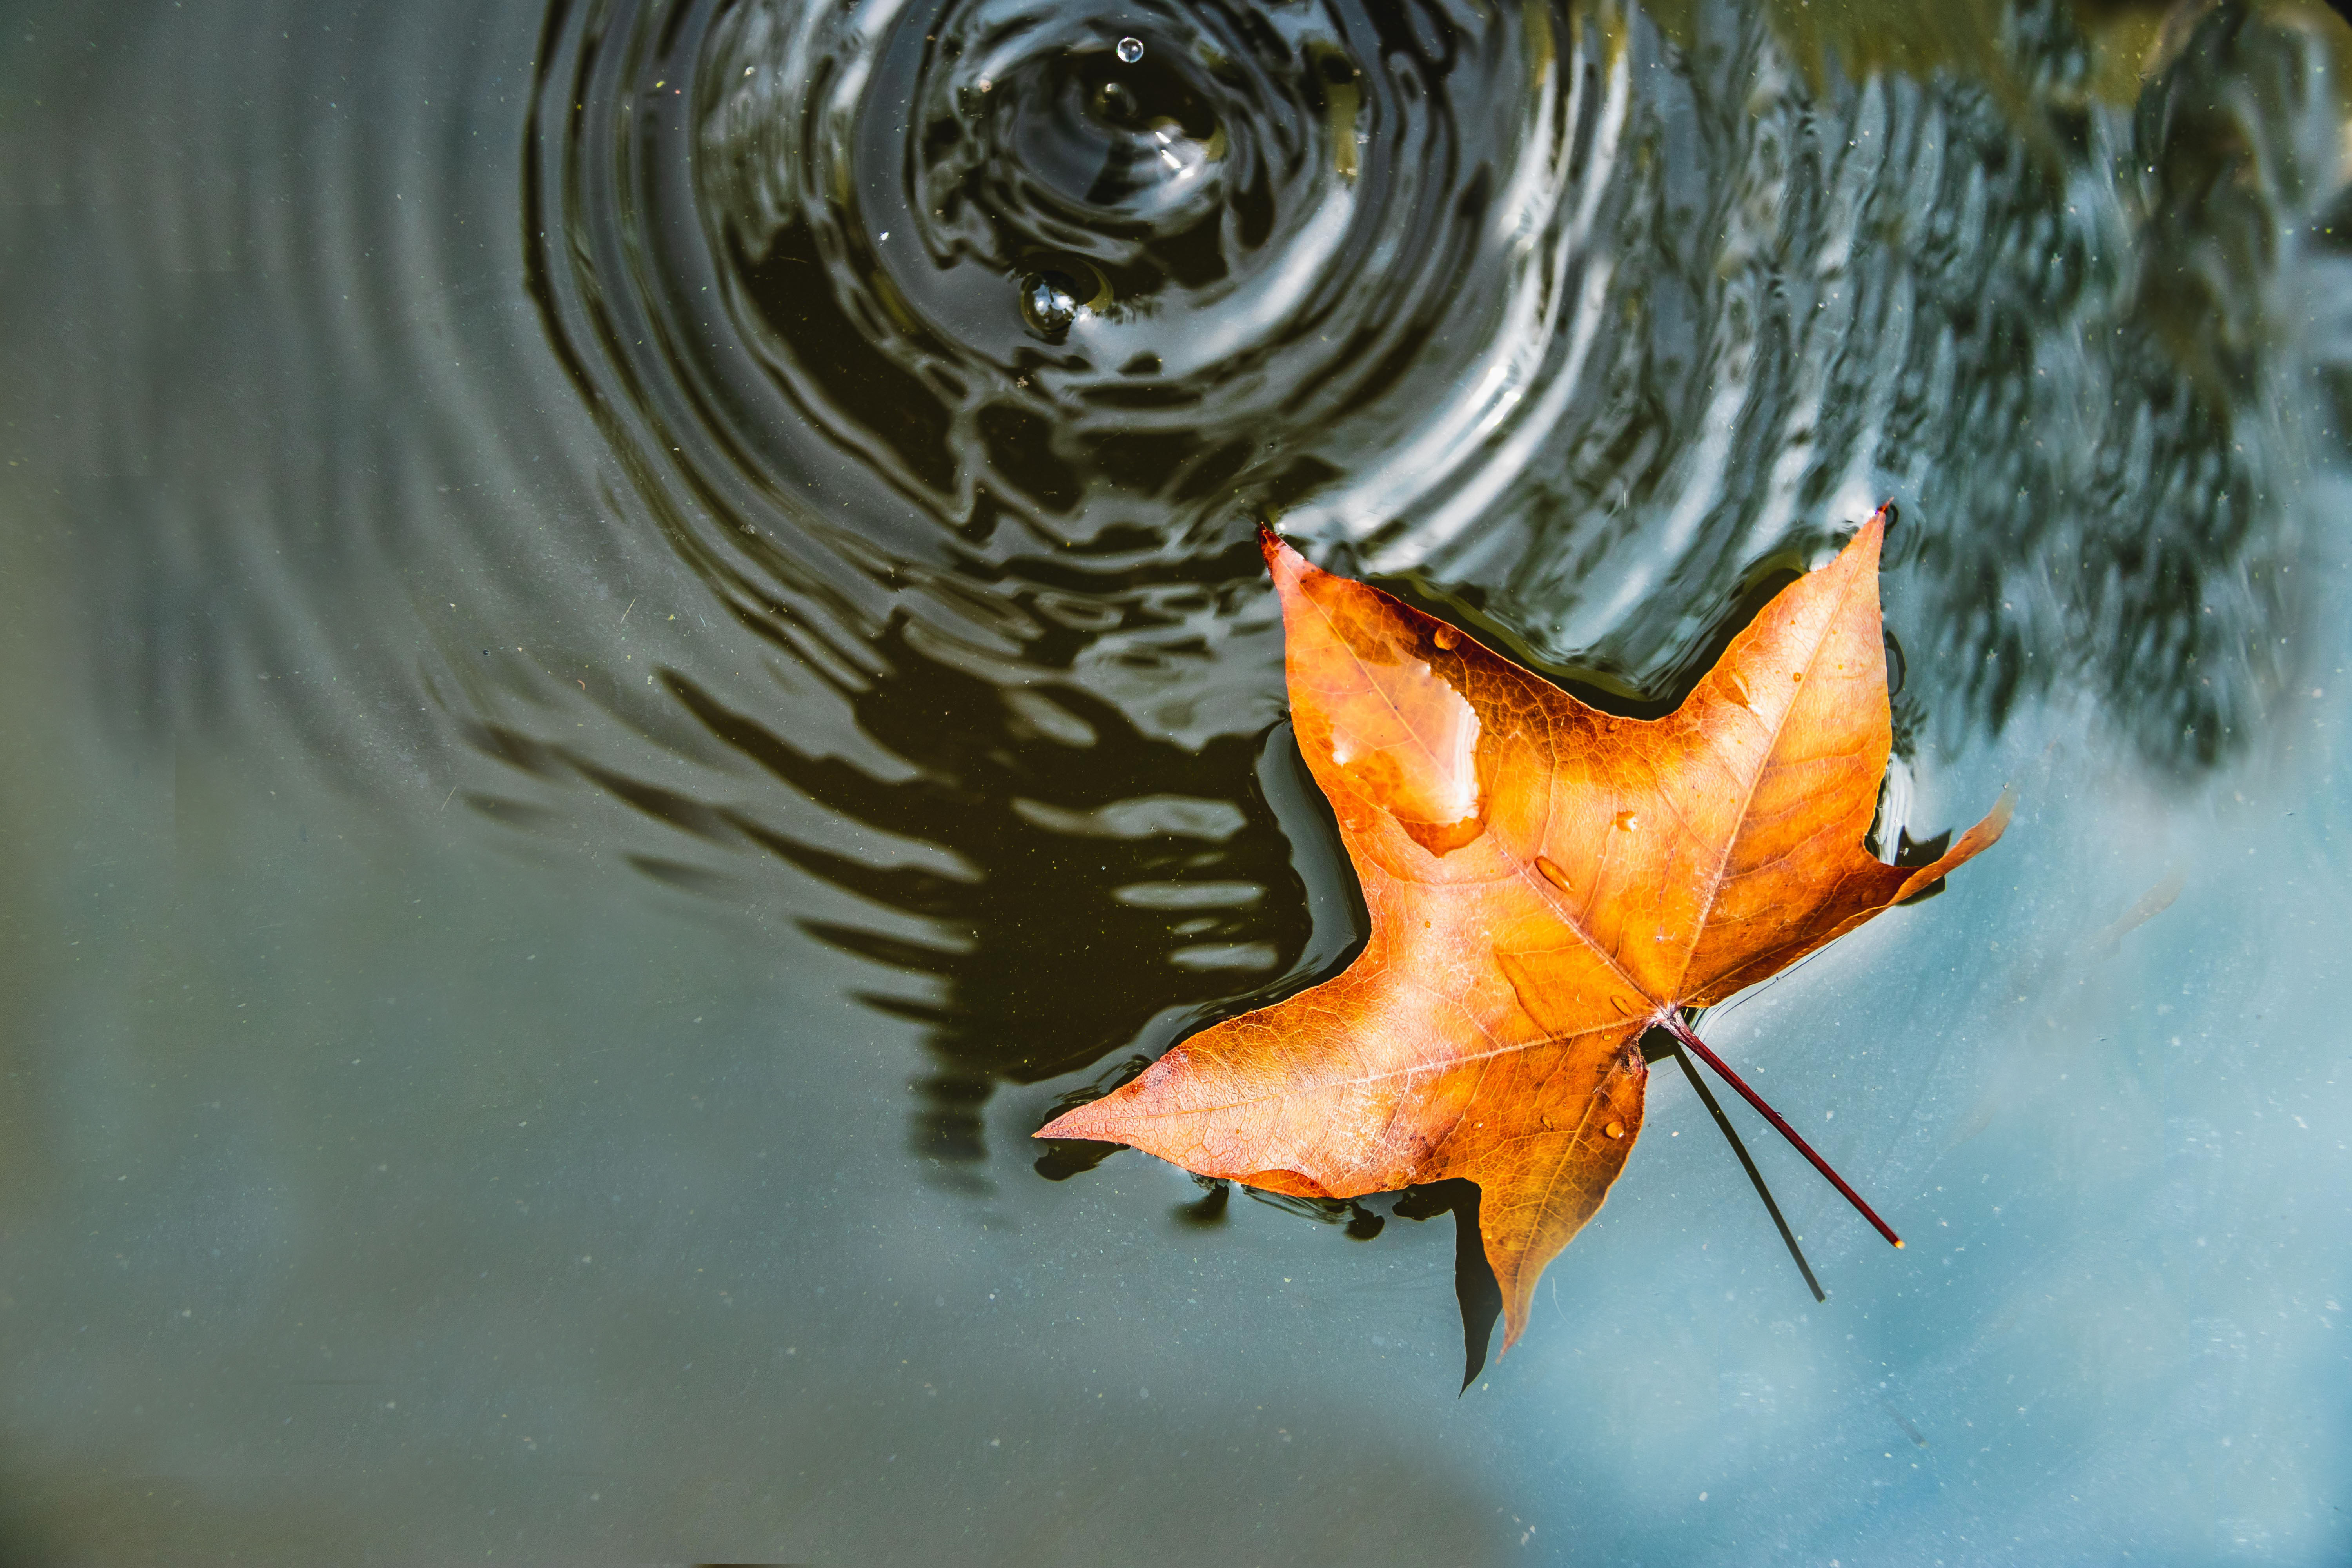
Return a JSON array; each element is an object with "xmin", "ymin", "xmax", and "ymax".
[{"xmin": 2, "ymin": 0, "xmax": 2350, "ymax": 1561}]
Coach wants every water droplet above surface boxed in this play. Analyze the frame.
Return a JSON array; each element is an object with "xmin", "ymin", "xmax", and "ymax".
[
  {"xmin": 1018, "ymin": 270, "xmax": 1085, "ymax": 339},
  {"xmin": 1115, "ymin": 36, "xmax": 1143, "ymax": 64}
]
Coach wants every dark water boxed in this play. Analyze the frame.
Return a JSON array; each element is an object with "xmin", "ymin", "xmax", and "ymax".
[{"xmin": 4, "ymin": 0, "xmax": 2351, "ymax": 1560}]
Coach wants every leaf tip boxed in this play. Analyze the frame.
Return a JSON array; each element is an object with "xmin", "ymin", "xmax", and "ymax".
[
  {"xmin": 1256, "ymin": 521, "xmax": 1290, "ymax": 569},
  {"xmin": 1855, "ymin": 502, "xmax": 1890, "ymax": 558},
  {"xmin": 1033, "ymin": 1105, "xmax": 1098, "ymax": 1143},
  {"xmin": 1955, "ymin": 785, "xmax": 2016, "ymax": 858}
]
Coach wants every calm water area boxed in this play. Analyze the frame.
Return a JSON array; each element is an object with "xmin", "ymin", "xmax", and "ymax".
[{"xmin": 3, "ymin": 0, "xmax": 2351, "ymax": 1560}]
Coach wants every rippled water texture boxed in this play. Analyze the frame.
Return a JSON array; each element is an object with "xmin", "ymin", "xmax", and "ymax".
[
  {"xmin": 523, "ymin": 0, "xmax": 2352, "ymax": 1164},
  {"xmin": 4, "ymin": 0, "xmax": 2352, "ymax": 1560}
]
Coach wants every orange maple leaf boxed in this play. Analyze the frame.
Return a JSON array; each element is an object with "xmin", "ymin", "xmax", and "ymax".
[{"xmin": 1038, "ymin": 507, "xmax": 2009, "ymax": 1348}]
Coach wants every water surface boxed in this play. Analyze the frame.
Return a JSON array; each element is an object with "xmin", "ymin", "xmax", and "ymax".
[{"xmin": 2, "ymin": 0, "xmax": 2350, "ymax": 1560}]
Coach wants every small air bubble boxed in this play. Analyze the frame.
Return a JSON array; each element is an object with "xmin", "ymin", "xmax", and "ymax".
[{"xmin": 1116, "ymin": 36, "xmax": 1144, "ymax": 64}]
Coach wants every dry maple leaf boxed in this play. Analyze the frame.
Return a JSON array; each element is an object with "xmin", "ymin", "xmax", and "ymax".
[{"xmin": 1037, "ymin": 507, "xmax": 2009, "ymax": 1348}]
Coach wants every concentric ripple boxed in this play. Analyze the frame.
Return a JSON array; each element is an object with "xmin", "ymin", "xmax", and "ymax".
[{"xmin": 532, "ymin": 0, "xmax": 1604, "ymax": 657}]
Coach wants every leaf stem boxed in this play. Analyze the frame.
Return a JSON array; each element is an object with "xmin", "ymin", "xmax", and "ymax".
[
  {"xmin": 1663, "ymin": 1013, "xmax": 1904, "ymax": 1250},
  {"xmin": 1667, "ymin": 1038, "xmax": 1826, "ymax": 1300}
]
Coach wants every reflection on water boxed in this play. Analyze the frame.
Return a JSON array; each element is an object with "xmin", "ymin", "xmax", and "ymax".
[
  {"xmin": 4, "ymin": 0, "xmax": 2352, "ymax": 1559},
  {"xmin": 514, "ymin": 0, "xmax": 2351, "ymax": 1174},
  {"xmin": 469, "ymin": 640, "xmax": 1357, "ymax": 1180}
]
